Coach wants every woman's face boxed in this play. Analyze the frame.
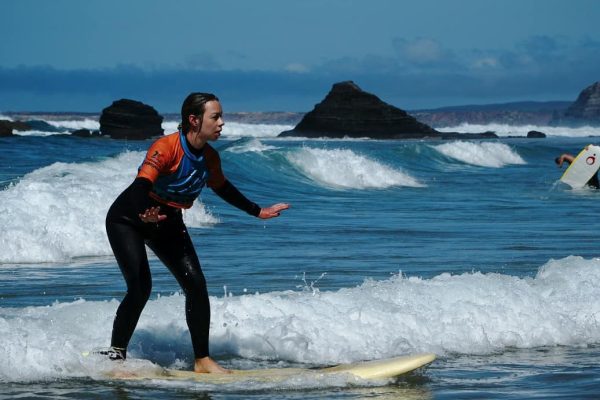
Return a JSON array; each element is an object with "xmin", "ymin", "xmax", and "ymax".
[{"xmin": 190, "ymin": 100, "xmax": 224, "ymax": 143}]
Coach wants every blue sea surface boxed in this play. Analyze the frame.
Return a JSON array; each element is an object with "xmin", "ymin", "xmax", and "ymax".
[{"xmin": 1, "ymin": 120, "xmax": 600, "ymax": 399}]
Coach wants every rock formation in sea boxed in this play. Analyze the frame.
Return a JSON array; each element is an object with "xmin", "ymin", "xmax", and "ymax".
[
  {"xmin": 560, "ymin": 81, "xmax": 600, "ymax": 125},
  {"xmin": 71, "ymin": 128, "xmax": 101, "ymax": 138},
  {"xmin": 279, "ymin": 81, "xmax": 498, "ymax": 139},
  {"xmin": 0, "ymin": 121, "xmax": 13, "ymax": 136},
  {"xmin": 99, "ymin": 99, "xmax": 163, "ymax": 140},
  {"xmin": 0, "ymin": 119, "xmax": 34, "ymax": 136},
  {"xmin": 279, "ymin": 81, "xmax": 437, "ymax": 139},
  {"xmin": 527, "ymin": 130, "xmax": 546, "ymax": 138}
]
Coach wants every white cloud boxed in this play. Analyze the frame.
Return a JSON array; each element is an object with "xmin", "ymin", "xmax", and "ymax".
[
  {"xmin": 472, "ymin": 57, "xmax": 499, "ymax": 69},
  {"xmin": 392, "ymin": 37, "xmax": 446, "ymax": 65},
  {"xmin": 284, "ymin": 63, "xmax": 310, "ymax": 73}
]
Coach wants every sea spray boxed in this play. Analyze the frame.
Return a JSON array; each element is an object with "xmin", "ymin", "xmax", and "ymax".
[
  {"xmin": 437, "ymin": 123, "xmax": 600, "ymax": 138},
  {"xmin": 433, "ymin": 141, "xmax": 526, "ymax": 168},
  {"xmin": 2, "ymin": 256, "xmax": 599, "ymax": 381},
  {"xmin": 226, "ymin": 138, "xmax": 279, "ymax": 153},
  {"xmin": 0, "ymin": 152, "xmax": 217, "ymax": 263},
  {"xmin": 285, "ymin": 147, "xmax": 424, "ymax": 189},
  {"xmin": 162, "ymin": 121, "xmax": 292, "ymax": 139}
]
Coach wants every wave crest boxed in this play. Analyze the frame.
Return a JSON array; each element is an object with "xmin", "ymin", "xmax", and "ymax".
[
  {"xmin": 433, "ymin": 141, "xmax": 526, "ymax": 168},
  {"xmin": 286, "ymin": 147, "xmax": 424, "ymax": 189},
  {"xmin": 0, "ymin": 152, "xmax": 217, "ymax": 263}
]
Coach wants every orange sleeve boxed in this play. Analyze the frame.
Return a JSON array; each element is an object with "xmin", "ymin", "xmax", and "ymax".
[
  {"xmin": 136, "ymin": 135, "xmax": 177, "ymax": 183},
  {"xmin": 204, "ymin": 144, "xmax": 227, "ymax": 189}
]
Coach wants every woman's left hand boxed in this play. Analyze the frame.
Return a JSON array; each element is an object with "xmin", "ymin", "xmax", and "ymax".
[
  {"xmin": 139, "ymin": 206, "xmax": 167, "ymax": 223},
  {"xmin": 258, "ymin": 203, "xmax": 290, "ymax": 219}
]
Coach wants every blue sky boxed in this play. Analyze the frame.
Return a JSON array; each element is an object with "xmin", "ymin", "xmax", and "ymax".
[{"xmin": 1, "ymin": 0, "xmax": 599, "ymax": 112}]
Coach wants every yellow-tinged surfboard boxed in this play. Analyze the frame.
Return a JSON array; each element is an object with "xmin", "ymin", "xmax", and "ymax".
[
  {"xmin": 560, "ymin": 145, "xmax": 600, "ymax": 189},
  {"xmin": 107, "ymin": 353, "xmax": 436, "ymax": 383}
]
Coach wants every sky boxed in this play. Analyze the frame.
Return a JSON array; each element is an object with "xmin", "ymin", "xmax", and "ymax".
[{"xmin": 1, "ymin": 0, "xmax": 599, "ymax": 113}]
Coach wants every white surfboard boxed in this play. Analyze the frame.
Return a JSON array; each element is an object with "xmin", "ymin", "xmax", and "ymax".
[
  {"xmin": 106, "ymin": 353, "xmax": 436, "ymax": 384},
  {"xmin": 560, "ymin": 145, "xmax": 600, "ymax": 189}
]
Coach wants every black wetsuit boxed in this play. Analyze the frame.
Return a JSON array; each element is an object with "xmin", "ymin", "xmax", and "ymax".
[
  {"xmin": 588, "ymin": 173, "xmax": 600, "ymax": 189},
  {"xmin": 106, "ymin": 132, "xmax": 260, "ymax": 360}
]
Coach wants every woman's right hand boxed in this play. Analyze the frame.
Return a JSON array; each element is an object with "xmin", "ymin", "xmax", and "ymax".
[
  {"xmin": 139, "ymin": 206, "xmax": 167, "ymax": 223},
  {"xmin": 258, "ymin": 203, "xmax": 290, "ymax": 219}
]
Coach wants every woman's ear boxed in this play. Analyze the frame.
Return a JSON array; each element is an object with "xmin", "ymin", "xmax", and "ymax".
[{"xmin": 188, "ymin": 114, "xmax": 201, "ymax": 130}]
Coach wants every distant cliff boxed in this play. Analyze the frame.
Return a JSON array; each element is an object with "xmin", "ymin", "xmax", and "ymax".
[
  {"xmin": 556, "ymin": 81, "xmax": 600, "ymax": 125},
  {"xmin": 412, "ymin": 102, "xmax": 569, "ymax": 127},
  {"xmin": 412, "ymin": 81, "xmax": 600, "ymax": 128}
]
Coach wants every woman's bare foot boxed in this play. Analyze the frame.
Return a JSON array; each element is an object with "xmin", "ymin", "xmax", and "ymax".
[{"xmin": 194, "ymin": 356, "xmax": 232, "ymax": 374}]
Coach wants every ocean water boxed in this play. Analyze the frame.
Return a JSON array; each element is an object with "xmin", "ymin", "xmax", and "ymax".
[{"xmin": 1, "ymin": 116, "xmax": 600, "ymax": 399}]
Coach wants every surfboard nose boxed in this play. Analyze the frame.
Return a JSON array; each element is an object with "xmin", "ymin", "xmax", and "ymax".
[{"xmin": 323, "ymin": 353, "xmax": 436, "ymax": 379}]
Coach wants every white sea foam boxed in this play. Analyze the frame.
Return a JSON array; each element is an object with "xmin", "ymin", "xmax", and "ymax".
[
  {"xmin": 161, "ymin": 120, "xmax": 292, "ymax": 139},
  {"xmin": 161, "ymin": 120, "xmax": 180, "ymax": 134},
  {"xmin": 46, "ymin": 119, "xmax": 100, "ymax": 131},
  {"xmin": 227, "ymin": 138, "xmax": 278, "ymax": 153},
  {"xmin": 214, "ymin": 256, "xmax": 600, "ymax": 361},
  {"xmin": 286, "ymin": 147, "xmax": 424, "ymax": 189},
  {"xmin": 437, "ymin": 123, "xmax": 600, "ymax": 138},
  {"xmin": 12, "ymin": 130, "xmax": 69, "ymax": 137},
  {"xmin": 433, "ymin": 141, "xmax": 526, "ymax": 168},
  {"xmin": 10, "ymin": 118, "xmax": 290, "ymax": 138},
  {"xmin": 1, "ymin": 256, "xmax": 599, "ymax": 383},
  {"xmin": 0, "ymin": 152, "xmax": 217, "ymax": 264},
  {"xmin": 222, "ymin": 122, "xmax": 292, "ymax": 138}
]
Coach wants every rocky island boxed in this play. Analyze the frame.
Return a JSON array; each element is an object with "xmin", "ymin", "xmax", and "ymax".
[
  {"xmin": 99, "ymin": 99, "xmax": 163, "ymax": 140},
  {"xmin": 279, "ymin": 81, "xmax": 498, "ymax": 140}
]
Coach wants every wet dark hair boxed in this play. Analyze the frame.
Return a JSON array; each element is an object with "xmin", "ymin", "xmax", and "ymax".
[{"xmin": 180, "ymin": 92, "xmax": 219, "ymax": 133}]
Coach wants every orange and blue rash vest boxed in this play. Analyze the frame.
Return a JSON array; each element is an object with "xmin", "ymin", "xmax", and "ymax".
[
  {"xmin": 135, "ymin": 130, "xmax": 261, "ymax": 216},
  {"xmin": 137, "ymin": 130, "xmax": 226, "ymax": 209}
]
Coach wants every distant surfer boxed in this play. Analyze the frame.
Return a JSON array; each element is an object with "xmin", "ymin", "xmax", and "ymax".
[
  {"xmin": 104, "ymin": 93, "xmax": 289, "ymax": 373},
  {"xmin": 555, "ymin": 152, "xmax": 600, "ymax": 188}
]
